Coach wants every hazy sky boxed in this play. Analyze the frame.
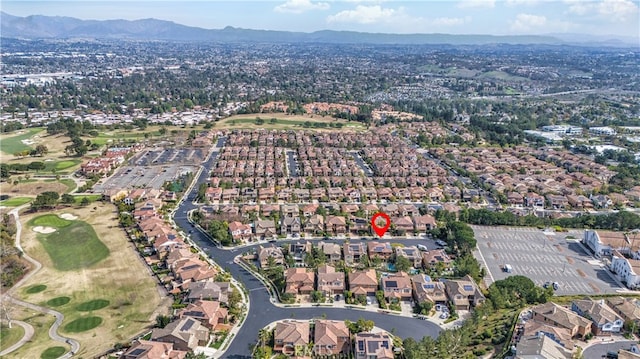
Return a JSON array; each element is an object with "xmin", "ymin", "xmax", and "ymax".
[{"xmin": 3, "ymin": 0, "xmax": 639, "ymax": 37}]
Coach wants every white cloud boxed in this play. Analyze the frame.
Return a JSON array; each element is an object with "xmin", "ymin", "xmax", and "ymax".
[
  {"xmin": 326, "ymin": 5, "xmax": 399, "ymax": 24},
  {"xmin": 274, "ymin": 0, "xmax": 330, "ymax": 14},
  {"xmin": 457, "ymin": 0, "xmax": 496, "ymax": 9},
  {"xmin": 505, "ymin": 0, "xmax": 542, "ymax": 6},
  {"xmin": 432, "ymin": 16, "xmax": 472, "ymax": 26},
  {"xmin": 598, "ymin": 0, "xmax": 639, "ymax": 22},
  {"xmin": 566, "ymin": 0, "xmax": 639, "ymax": 21},
  {"xmin": 509, "ymin": 13, "xmax": 547, "ymax": 32}
]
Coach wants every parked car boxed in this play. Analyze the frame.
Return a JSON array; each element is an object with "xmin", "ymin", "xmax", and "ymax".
[{"xmin": 552, "ymin": 282, "xmax": 559, "ymax": 291}]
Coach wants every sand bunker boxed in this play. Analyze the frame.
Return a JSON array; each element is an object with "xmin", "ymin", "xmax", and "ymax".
[
  {"xmin": 33, "ymin": 226, "xmax": 56, "ymax": 234},
  {"xmin": 60, "ymin": 213, "xmax": 78, "ymax": 220}
]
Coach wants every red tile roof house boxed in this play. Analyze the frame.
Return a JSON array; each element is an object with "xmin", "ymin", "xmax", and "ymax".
[
  {"xmin": 176, "ymin": 300, "xmax": 228, "ymax": 331},
  {"xmin": 150, "ymin": 316, "xmax": 209, "ymax": 351},
  {"xmin": 317, "ymin": 264, "xmax": 345, "ymax": 296},
  {"xmin": 313, "ymin": 320, "xmax": 350, "ymax": 356},
  {"xmin": 121, "ymin": 339, "xmax": 188, "ymax": 359},
  {"xmin": 411, "ymin": 274, "xmax": 447, "ymax": 305},
  {"xmin": 354, "ymin": 332, "xmax": 394, "ymax": 359},
  {"xmin": 444, "ymin": 275, "xmax": 486, "ymax": 311},
  {"xmin": 422, "ymin": 249, "xmax": 453, "ymax": 270},
  {"xmin": 381, "ymin": 271, "xmax": 413, "ymax": 302},
  {"xmin": 325, "ymin": 216, "xmax": 347, "ymax": 235},
  {"xmin": 367, "ymin": 241, "xmax": 393, "ymax": 261},
  {"xmin": 274, "ymin": 320, "xmax": 310, "ymax": 354},
  {"xmin": 343, "ymin": 242, "xmax": 367, "ymax": 266},
  {"xmin": 392, "ymin": 216, "xmax": 414, "ymax": 235},
  {"xmin": 395, "ymin": 246, "xmax": 423, "ymax": 268},
  {"xmin": 228, "ymin": 221, "xmax": 252, "ymax": 242},
  {"xmin": 413, "ymin": 214, "xmax": 437, "ymax": 233},
  {"xmin": 285, "ymin": 268, "xmax": 315, "ymax": 295},
  {"xmin": 349, "ymin": 269, "xmax": 378, "ymax": 297}
]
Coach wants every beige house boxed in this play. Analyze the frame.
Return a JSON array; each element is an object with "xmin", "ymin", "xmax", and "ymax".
[
  {"xmin": 257, "ymin": 245, "xmax": 284, "ymax": 268},
  {"xmin": 349, "ymin": 269, "xmax": 378, "ymax": 297},
  {"xmin": 317, "ymin": 264, "xmax": 345, "ymax": 296},
  {"xmin": 274, "ymin": 320, "xmax": 310, "ymax": 354},
  {"xmin": 313, "ymin": 320, "xmax": 350, "ymax": 356},
  {"xmin": 444, "ymin": 275, "xmax": 486, "ymax": 311}
]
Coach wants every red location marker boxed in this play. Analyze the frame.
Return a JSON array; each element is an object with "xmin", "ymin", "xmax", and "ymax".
[{"xmin": 371, "ymin": 212, "xmax": 391, "ymax": 238}]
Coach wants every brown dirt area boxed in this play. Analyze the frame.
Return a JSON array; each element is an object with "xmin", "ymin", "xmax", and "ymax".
[
  {"xmin": 0, "ymin": 181, "xmax": 68, "ymax": 197},
  {"xmin": 565, "ymin": 256, "xmax": 574, "ymax": 264},
  {"xmin": 11, "ymin": 203, "xmax": 171, "ymax": 359}
]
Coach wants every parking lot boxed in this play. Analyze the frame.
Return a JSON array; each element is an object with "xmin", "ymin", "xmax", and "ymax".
[
  {"xmin": 92, "ymin": 164, "xmax": 199, "ymax": 193},
  {"xmin": 133, "ymin": 148, "xmax": 207, "ymax": 166},
  {"xmin": 473, "ymin": 225, "xmax": 623, "ymax": 295}
]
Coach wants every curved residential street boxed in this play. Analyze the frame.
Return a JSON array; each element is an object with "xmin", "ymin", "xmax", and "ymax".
[
  {"xmin": 1, "ymin": 206, "xmax": 80, "ymax": 358},
  {"xmin": 172, "ymin": 140, "xmax": 443, "ymax": 359}
]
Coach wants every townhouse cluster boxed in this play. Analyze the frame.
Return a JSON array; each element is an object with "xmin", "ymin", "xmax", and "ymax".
[
  {"xmin": 255, "ymin": 240, "xmax": 485, "ymax": 312},
  {"xmin": 120, "ymin": 198, "xmax": 235, "ymax": 357},
  {"xmin": 432, "ymin": 145, "xmax": 637, "ymax": 210},
  {"xmin": 208, "ymin": 129, "xmax": 459, "ymax": 202},
  {"xmin": 80, "ymin": 146, "xmax": 139, "ymax": 176},
  {"xmin": 270, "ymin": 319, "xmax": 395, "ymax": 359},
  {"xmin": 512, "ymin": 298, "xmax": 640, "ymax": 358},
  {"xmin": 199, "ymin": 202, "xmax": 443, "ymax": 243}
]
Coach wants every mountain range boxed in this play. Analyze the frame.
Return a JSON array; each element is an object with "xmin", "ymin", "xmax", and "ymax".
[{"xmin": 1, "ymin": 12, "xmax": 637, "ymax": 47}]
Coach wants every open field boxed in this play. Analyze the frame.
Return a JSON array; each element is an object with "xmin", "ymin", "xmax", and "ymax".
[
  {"xmin": 216, "ymin": 113, "xmax": 365, "ymax": 130},
  {"xmin": 0, "ymin": 128, "xmax": 44, "ymax": 155},
  {"xmin": 14, "ymin": 204, "xmax": 169, "ymax": 358},
  {"xmin": 0, "ymin": 179, "xmax": 74, "ymax": 197},
  {"xmin": 29, "ymin": 215, "xmax": 109, "ymax": 271},
  {"xmin": 0, "ymin": 323, "xmax": 24, "ymax": 352},
  {"xmin": 0, "ymin": 197, "xmax": 33, "ymax": 207}
]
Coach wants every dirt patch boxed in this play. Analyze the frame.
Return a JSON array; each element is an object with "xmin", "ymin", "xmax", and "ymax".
[
  {"xmin": 0, "ymin": 181, "xmax": 68, "ymax": 197},
  {"xmin": 16, "ymin": 203, "xmax": 169, "ymax": 358},
  {"xmin": 589, "ymin": 282, "xmax": 601, "ymax": 293},
  {"xmin": 565, "ymin": 256, "xmax": 574, "ymax": 264},
  {"xmin": 59, "ymin": 213, "xmax": 78, "ymax": 220},
  {"xmin": 487, "ymin": 242, "xmax": 493, "ymax": 248},
  {"xmin": 554, "ymin": 244, "xmax": 563, "ymax": 252},
  {"xmin": 576, "ymin": 269, "xmax": 587, "ymax": 278},
  {"xmin": 32, "ymin": 226, "xmax": 56, "ymax": 234},
  {"xmin": 492, "ymin": 253, "xmax": 498, "ymax": 260}
]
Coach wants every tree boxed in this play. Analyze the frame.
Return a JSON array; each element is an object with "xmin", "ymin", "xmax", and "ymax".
[
  {"xmin": 80, "ymin": 197, "xmax": 90, "ymax": 206},
  {"xmin": 155, "ymin": 314, "xmax": 171, "ymax": 328},
  {"xmin": 394, "ymin": 254, "xmax": 412, "ymax": 273},
  {"xmin": 35, "ymin": 144, "xmax": 48, "ymax": 156},
  {"xmin": 31, "ymin": 191, "xmax": 60, "ymax": 211},
  {"xmin": 61, "ymin": 194, "xmax": 75, "ymax": 204}
]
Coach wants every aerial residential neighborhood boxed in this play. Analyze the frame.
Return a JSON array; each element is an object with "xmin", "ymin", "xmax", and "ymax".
[{"xmin": 1, "ymin": 2, "xmax": 640, "ymax": 359}]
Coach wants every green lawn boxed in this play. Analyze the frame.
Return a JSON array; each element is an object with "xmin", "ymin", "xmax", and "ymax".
[
  {"xmin": 76, "ymin": 299, "xmax": 110, "ymax": 311},
  {"xmin": 0, "ymin": 197, "xmax": 33, "ymax": 207},
  {"xmin": 0, "ymin": 323, "xmax": 25, "ymax": 352},
  {"xmin": 30, "ymin": 214, "xmax": 72, "ymax": 229},
  {"xmin": 43, "ymin": 159, "xmax": 82, "ymax": 172},
  {"xmin": 34, "ymin": 220, "xmax": 110, "ymax": 271},
  {"xmin": 25, "ymin": 284, "xmax": 47, "ymax": 294},
  {"xmin": 0, "ymin": 128, "xmax": 44, "ymax": 155},
  {"xmin": 40, "ymin": 346, "xmax": 67, "ymax": 359},
  {"xmin": 73, "ymin": 194, "xmax": 102, "ymax": 204},
  {"xmin": 46, "ymin": 296, "xmax": 71, "ymax": 307},
  {"xmin": 63, "ymin": 316, "xmax": 103, "ymax": 333}
]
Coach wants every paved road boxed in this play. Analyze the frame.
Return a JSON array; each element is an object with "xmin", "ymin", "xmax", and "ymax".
[
  {"xmin": 1, "ymin": 206, "xmax": 80, "ymax": 358},
  {"xmin": 0, "ymin": 320, "xmax": 34, "ymax": 356},
  {"xmin": 583, "ymin": 339, "xmax": 634, "ymax": 358},
  {"xmin": 173, "ymin": 138, "xmax": 442, "ymax": 358}
]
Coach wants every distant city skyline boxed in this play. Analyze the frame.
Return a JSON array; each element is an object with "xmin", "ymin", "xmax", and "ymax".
[{"xmin": 3, "ymin": 0, "xmax": 639, "ymax": 38}]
